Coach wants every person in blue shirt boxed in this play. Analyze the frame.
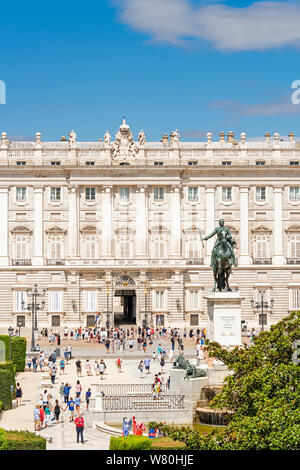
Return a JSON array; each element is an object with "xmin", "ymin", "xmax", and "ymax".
[
  {"xmin": 74, "ymin": 396, "xmax": 81, "ymax": 416},
  {"xmin": 85, "ymin": 388, "xmax": 91, "ymax": 411},
  {"xmin": 157, "ymin": 344, "xmax": 163, "ymax": 355},
  {"xmin": 144, "ymin": 357, "xmax": 151, "ymax": 374},
  {"xmin": 63, "ymin": 383, "xmax": 72, "ymax": 403},
  {"xmin": 64, "ymin": 397, "xmax": 75, "ymax": 422},
  {"xmin": 60, "ymin": 359, "xmax": 65, "ymax": 375}
]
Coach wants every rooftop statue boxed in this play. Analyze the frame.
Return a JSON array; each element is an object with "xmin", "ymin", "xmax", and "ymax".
[
  {"xmin": 104, "ymin": 130, "xmax": 111, "ymax": 145},
  {"xmin": 203, "ymin": 219, "xmax": 237, "ymax": 292},
  {"xmin": 111, "ymin": 119, "xmax": 139, "ymax": 160},
  {"xmin": 138, "ymin": 129, "xmax": 146, "ymax": 146},
  {"xmin": 68, "ymin": 129, "xmax": 77, "ymax": 145}
]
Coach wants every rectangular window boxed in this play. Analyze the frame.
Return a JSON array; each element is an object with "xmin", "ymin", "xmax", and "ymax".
[
  {"xmin": 49, "ymin": 235, "xmax": 63, "ymax": 259},
  {"xmin": 85, "ymin": 161, "xmax": 95, "ymax": 166},
  {"xmin": 16, "ymin": 161, "xmax": 26, "ymax": 166},
  {"xmin": 155, "ymin": 291, "xmax": 165, "ymax": 309},
  {"xmin": 15, "ymin": 291, "xmax": 27, "ymax": 312},
  {"xmin": 154, "ymin": 187, "xmax": 164, "ymax": 201},
  {"xmin": 190, "ymin": 314, "xmax": 199, "ymax": 326},
  {"xmin": 256, "ymin": 187, "xmax": 266, "ymax": 201},
  {"xmin": 188, "ymin": 161, "xmax": 197, "ymax": 166},
  {"xmin": 222, "ymin": 187, "xmax": 232, "ymax": 201},
  {"xmin": 154, "ymin": 162, "xmax": 163, "ymax": 166},
  {"xmin": 188, "ymin": 187, "xmax": 198, "ymax": 201},
  {"xmin": 290, "ymin": 234, "xmax": 300, "ymax": 258},
  {"xmin": 85, "ymin": 187, "xmax": 95, "ymax": 201},
  {"xmin": 51, "ymin": 161, "xmax": 61, "ymax": 166},
  {"xmin": 290, "ymin": 161, "xmax": 299, "ymax": 166},
  {"xmin": 16, "ymin": 187, "xmax": 27, "ymax": 201},
  {"xmin": 120, "ymin": 187, "xmax": 130, "ymax": 201},
  {"xmin": 85, "ymin": 235, "xmax": 97, "ymax": 258},
  {"xmin": 222, "ymin": 161, "xmax": 231, "ymax": 166},
  {"xmin": 255, "ymin": 234, "xmax": 268, "ymax": 258},
  {"xmin": 189, "ymin": 291, "xmax": 199, "ymax": 309},
  {"xmin": 292, "ymin": 290, "xmax": 300, "ymax": 309},
  {"xmin": 85, "ymin": 290, "xmax": 97, "ymax": 312},
  {"xmin": 50, "ymin": 291, "xmax": 62, "ymax": 312},
  {"xmin": 290, "ymin": 187, "xmax": 300, "ymax": 201},
  {"xmin": 186, "ymin": 234, "xmax": 200, "ymax": 259},
  {"xmin": 15, "ymin": 235, "xmax": 29, "ymax": 259},
  {"xmin": 119, "ymin": 235, "xmax": 130, "ymax": 258},
  {"xmin": 256, "ymin": 161, "xmax": 265, "ymax": 166},
  {"xmin": 153, "ymin": 236, "xmax": 166, "ymax": 258},
  {"xmin": 50, "ymin": 187, "xmax": 61, "ymax": 201}
]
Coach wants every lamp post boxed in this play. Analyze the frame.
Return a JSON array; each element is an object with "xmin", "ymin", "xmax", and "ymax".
[
  {"xmin": 17, "ymin": 318, "xmax": 23, "ymax": 337},
  {"xmin": 8, "ymin": 326, "xmax": 14, "ymax": 361},
  {"xmin": 22, "ymin": 284, "xmax": 46, "ymax": 352},
  {"xmin": 250, "ymin": 290, "xmax": 274, "ymax": 332}
]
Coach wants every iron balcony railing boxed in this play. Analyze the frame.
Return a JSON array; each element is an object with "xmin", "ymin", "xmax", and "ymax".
[
  {"xmin": 102, "ymin": 394, "xmax": 185, "ymax": 411},
  {"xmin": 12, "ymin": 259, "xmax": 32, "ymax": 266},
  {"xmin": 252, "ymin": 258, "xmax": 272, "ymax": 265},
  {"xmin": 93, "ymin": 383, "xmax": 168, "ymax": 395},
  {"xmin": 46, "ymin": 259, "xmax": 65, "ymax": 265},
  {"xmin": 186, "ymin": 258, "xmax": 204, "ymax": 265},
  {"xmin": 286, "ymin": 258, "xmax": 300, "ymax": 265}
]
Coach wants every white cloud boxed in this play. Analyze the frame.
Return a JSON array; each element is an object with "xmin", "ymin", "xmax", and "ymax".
[
  {"xmin": 111, "ymin": 0, "xmax": 300, "ymax": 51},
  {"xmin": 210, "ymin": 97, "xmax": 300, "ymax": 116}
]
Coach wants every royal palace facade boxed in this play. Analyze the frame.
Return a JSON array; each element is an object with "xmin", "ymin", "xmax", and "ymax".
[{"xmin": 0, "ymin": 120, "xmax": 299, "ymax": 329}]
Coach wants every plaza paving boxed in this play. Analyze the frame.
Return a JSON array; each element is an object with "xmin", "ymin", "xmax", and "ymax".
[{"xmin": 0, "ymin": 354, "xmax": 177, "ymax": 450}]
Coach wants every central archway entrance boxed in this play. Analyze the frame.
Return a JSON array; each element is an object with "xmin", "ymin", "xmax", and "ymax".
[
  {"xmin": 114, "ymin": 289, "xmax": 136, "ymax": 325},
  {"xmin": 113, "ymin": 275, "xmax": 136, "ymax": 326}
]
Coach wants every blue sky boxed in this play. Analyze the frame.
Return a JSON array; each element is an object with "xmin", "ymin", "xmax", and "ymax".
[{"xmin": 1, "ymin": 0, "xmax": 300, "ymax": 141}]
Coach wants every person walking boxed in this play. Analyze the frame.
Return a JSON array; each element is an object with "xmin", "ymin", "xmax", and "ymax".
[
  {"xmin": 168, "ymin": 349, "xmax": 174, "ymax": 364},
  {"xmin": 53, "ymin": 399, "xmax": 62, "ymax": 423},
  {"xmin": 74, "ymin": 396, "xmax": 81, "ymax": 416},
  {"xmin": 74, "ymin": 413, "xmax": 84, "ymax": 444},
  {"xmin": 75, "ymin": 380, "xmax": 82, "ymax": 398},
  {"xmin": 50, "ymin": 365, "xmax": 56, "ymax": 384},
  {"xmin": 39, "ymin": 405, "xmax": 45, "ymax": 429},
  {"xmin": 60, "ymin": 382, "xmax": 64, "ymax": 403},
  {"xmin": 27, "ymin": 357, "xmax": 32, "ymax": 372},
  {"xmin": 116, "ymin": 357, "xmax": 122, "ymax": 372},
  {"xmin": 99, "ymin": 359, "xmax": 106, "ymax": 379},
  {"xmin": 63, "ymin": 383, "xmax": 71, "ymax": 403},
  {"xmin": 15, "ymin": 382, "xmax": 23, "ymax": 407},
  {"xmin": 59, "ymin": 358, "xmax": 65, "ymax": 375},
  {"xmin": 65, "ymin": 397, "xmax": 75, "ymax": 422},
  {"xmin": 34, "ymin": 405, "xmax": 41, "ymax": 431},
  {"xmin": 138, "ymin": 360, "xmax": 144, "ymax": 377},
  {"xmin": 144, "ymin": 357, "xmax": 151, "ymax": 374},
  {"xmin": 160, "ymin": 356, "xmax": 165, "ymax": 374},
  {"xmin": 85, "ymin": 388, "xmax": 91, "ymax": 410},
  {"xmin": 76, "ymin": 359, "xmax": 82, "ymax": 377}
]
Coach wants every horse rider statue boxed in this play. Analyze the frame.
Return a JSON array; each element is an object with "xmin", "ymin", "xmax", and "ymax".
[{"xmin": 203, "ymin": 219, "xmax": 237, "ymax": 292}]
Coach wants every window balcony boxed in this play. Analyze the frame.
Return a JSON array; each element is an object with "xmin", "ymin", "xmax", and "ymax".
[
  {"xmin": 12, "ymin": 259, "xmax": 32, "ymax": 266},
  {"xmin": 186, "ymin": 258, "xmax": 204, "ymax": 265},
  {"xmin": 46, "ymin": 259, "xmax": 65, "ymax": 266},
  {"xmin": 252, "ymin": 258, "xmax": 272, "ymax": 265},
  {"xmin": 286, "ymin": 258, "xmax": 300, "ymax": 265}
]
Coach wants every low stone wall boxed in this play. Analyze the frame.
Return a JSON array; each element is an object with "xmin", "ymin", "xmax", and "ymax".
[{"xmin": 90, "ymin": 408, "xmax": 192, "ymax": 424}]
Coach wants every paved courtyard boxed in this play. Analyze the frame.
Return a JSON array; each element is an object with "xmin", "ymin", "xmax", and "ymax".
[{"xmin": 0, "ymin": 354, "xmax": 177, "ymax": 450}]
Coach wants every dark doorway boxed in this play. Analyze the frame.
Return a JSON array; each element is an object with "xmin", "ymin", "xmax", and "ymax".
[{"xmin": 114, "ymin": 289, "xmax": 136, "ymax": 325}]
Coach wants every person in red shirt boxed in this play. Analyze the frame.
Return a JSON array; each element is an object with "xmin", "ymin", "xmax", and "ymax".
[
  {"xmin": 74, "ymin": 414, "xmax": 84, "ymax": 444},
  {"xmin": 39, "ymin": 405, "xmax": 45, "ymax": 428}
]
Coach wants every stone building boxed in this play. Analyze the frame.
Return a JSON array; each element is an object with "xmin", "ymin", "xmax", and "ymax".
[{"xmin": 0, "ymin": 121, "xmax": 299, "ymax": 329}]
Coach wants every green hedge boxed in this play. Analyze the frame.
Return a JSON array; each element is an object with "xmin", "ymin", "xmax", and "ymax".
[
  {"xmin": 0, "ymin": 370, "xmax": 12, "ymax": 410},
  {"xmin": 0, "ymin": 401, "xmax": 3, "ymax": 413},
  {"xmin": 0, "ymin": 428, "xmax": 8, "ymax": 450},
  {"xmin": 0, "ymin": 336, "xmax": 27, "ymax": 372},
  {"xmin": 109, "ymin": 436, "xmax": 152, "ymax": 450},
  {"xmin": 0, "ymin": 361, "xmax": 16, "ymax": 395},
  {"xmin": 5, "ymin": 430, "xmax": 46, "ymax": 450}
]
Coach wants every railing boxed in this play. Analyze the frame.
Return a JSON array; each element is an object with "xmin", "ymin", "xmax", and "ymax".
[
  {"xmin": 93, "ymin": 383, "xmax": 168, "ymax": 395},
  {"xmin": 12, "ymin": 259, "xmax": 32, "ymax": 266},
  {"xmin": 252, "ymin": 258, "xmax": 272, "ymax": 265},
  {"xmin": 186, "ymin": 258, "xmax": 204, "ymax": 265},
  {"xmin": 102, "ymin": 394, "xmax": 185, "ymax": 410},
  {"xmin": 286, "ymin": 258, "xmax": 300, "ymax": 264},
  {"xmin": 46, "ymin": 259, "xmax": 65, "ymax": 265}
]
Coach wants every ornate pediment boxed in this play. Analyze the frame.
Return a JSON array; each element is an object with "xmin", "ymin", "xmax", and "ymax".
[
  {"xmin": 11, "ymin": 225, "xmax": 32, "ymax": 234},
  {"xmin": 110, "ymin": 119, "xmax": 139, "ymax": 162},
  {"xmin": 149, "ymin": 224, "xmax": 169, "ymax": 233},
  {"xmin": 115, "ymin": 275, "xmax": 135, "ymax": 287},
  {"xmin": 251, "ymin": 225, "xmax": 272, "ymax": 234},
  {"xmin": 183, "ymin": 225, "xmax": 200, "ymax": 233},
  {"xmin": 285, "ymin": 225, "xmax": 300, "ymax": 233},
  {"xmin": 80, "ymin": 225, "xmax": 97, "ymax": 233},
  {"xmin": 45, "ymin": 225, "xmax": 67, "ymax": 234},
  {"xmin": 227, "ymin": 225, "xmax": 239, "ymax": 235}
]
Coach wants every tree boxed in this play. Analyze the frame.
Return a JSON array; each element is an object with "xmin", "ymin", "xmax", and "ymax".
[{"xmin": 156, "ymin": 311, "xmax": 300, "ymax": 450}]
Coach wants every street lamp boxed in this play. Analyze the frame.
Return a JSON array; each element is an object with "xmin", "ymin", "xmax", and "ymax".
[
  {"xmin": 8, "ymin": 326, "xmax": 14, "ymax": 361},
  {"xmin": 17, "ymin": 318, "xmax": 23, "ymax": 337},
  {"xmin": 250, "ymin": 290, "xmax": 274, "ymax": 332},
  {"xmin": 22, "ymin": 284, "xmax": 46, "ymax": 352}
]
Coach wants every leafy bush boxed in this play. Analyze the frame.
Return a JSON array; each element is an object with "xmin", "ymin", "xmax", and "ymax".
[
  {"xmin": 109, "ymin": 435, "xmax": 152, "ymax": 450},
  {"xmin": 0, "ymin": 370, "xmax": 12, "ymax": 410},
  {"xmin": 0, "ymin": 428, "xmax": 8, "ymax": 450},
  {"xmin": 0, "ymin": 336, "xmax": 27, "ymax": 372},
  {"xmin": 5, "ymin": 431, "xmax": 46, "ymax": 450},
  {"xmin": 151, "ymin": 437, "xmax": 186, "ymax": 450},
  {"xmin": 0, "ymin": 361, "xmax": 16, "ymax": 396},
  {"xmin": 0, "ymin": 401, "xmax": 3, "ymax": 413}
]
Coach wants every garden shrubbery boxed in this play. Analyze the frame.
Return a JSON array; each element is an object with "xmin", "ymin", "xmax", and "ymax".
[
  {"xmin": 0, "ymin": 370, "xmax": 12, "ymax": 410},
  {"xmin": 4, "ymin": 430, "xmax": 46, "ymax": 450},
  {"xmin": 0, "ymin": 336, "xmax": 27, "ymax": 372},
  {"xmin": 109, "ymin": 435, "xmax": 152, "ymax": 450}
]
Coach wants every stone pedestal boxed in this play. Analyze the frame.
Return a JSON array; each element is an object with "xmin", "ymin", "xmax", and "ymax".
[{"xmin": 205, "ymin": 292, "xmax": 243, "ymax": 347}]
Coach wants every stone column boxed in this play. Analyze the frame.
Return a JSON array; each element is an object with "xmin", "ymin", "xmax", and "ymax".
[
  {"xmin": 102, "ymin": 186, "xmax": 112, "ymax": 257},
  {"xmin": 273, "ymin": 186, "xmax": 284, "ymax": 265},
  {"xmin": 205, "ymin": 187, "xmax": 215, "ymax": 265},
  {"xmin": 239, "ymin": 186, "xmax": 251, "ymax": 265},
  {"xmin": 135, "ymin": 185, "xmax": 148, "ymax": 257},
  {"xmin": 0, "ymin": 187, "xmax": 9, "ymax": 265},
  {"xmin": 32, "ymin": 187, "xmax": 44, "ymax": 266},
  {"xmin": 68, "ymin": 186, "xmax": 79, "ymax": 258},
  {"xmin": 170, "ymin": 185, "xmax": 181, "ymax": 257}
]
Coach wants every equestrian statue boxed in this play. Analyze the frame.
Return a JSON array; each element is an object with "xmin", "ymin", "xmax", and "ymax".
[{"xmin": 203, "ymin": 219, "xmax": 237, "ymax": 292}]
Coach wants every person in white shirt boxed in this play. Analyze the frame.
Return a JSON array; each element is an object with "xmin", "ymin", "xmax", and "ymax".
[{"xmin": 168, "ymin": 349, "xmax": 174, "ymax": 364}]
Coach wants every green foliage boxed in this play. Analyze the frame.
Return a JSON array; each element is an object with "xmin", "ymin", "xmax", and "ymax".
[
  {"xmin": 109, "ymin": 435, "xmax": 152, "ymax": 450},
  {"xmin": 157, "ymin": 312, "xmax": 300, "ymax": 450},
  {"xmin": 0, "ymin": 336, "xmax": 27, "ymax": 372},
  {"xmin": 0, "ymin": 370, "xmax": 12, "ymax": 410},
  {"xmin": 0, "ymin": 401, "xmax": 3, "ymax": 413},
  {"xmin": 5, "ymin": 430, "xmax": 47, "ymax": 450},
  {"xmin": 0, "ymin": 428, "xmax": 8, "ymax": 450},
  {"xmin": 151, "ymin": 437, "xmax": 186, "ymax": 450},
  {"xmin": 0, "ymin": 361, "xmax": 16, "ymax": 396}
]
